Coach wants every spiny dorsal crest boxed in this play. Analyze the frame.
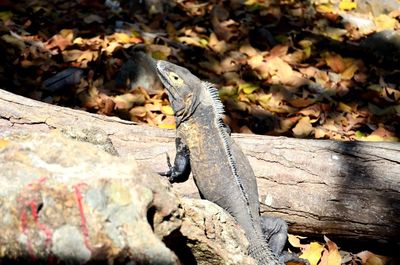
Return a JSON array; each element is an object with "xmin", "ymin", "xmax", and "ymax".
[
  {"xmin": 201, "ymin": 80, "xmax": 251, "ymax": 207},
  {"xmin": 202, "ymin": 81, "xmax": 225, "ymax": 118}
]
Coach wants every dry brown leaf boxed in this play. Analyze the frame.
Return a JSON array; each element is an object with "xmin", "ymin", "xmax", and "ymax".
[
  {"xmin": 277, "ymin": 116, "xmax": 301, "ymax": 133},
  {"xmin": 239, "ymin": 42, "xmax": 259, "ymax": 57},
  {"xmin": 298, "ymin": 103, "xmax": 326, "ymax": 118},
  {"xmin": 325, "ymin": 53, "xmax": 346, "ymax": 73},
  {"xmin": 292, "ymin": 116, "xmax": 314, "ymax": 138},
  {"xmin": 259, "ymin": 93, "xmax": 296, "ymax": 113},
  {"xmin": 130, "ymin": 106, "xmax": 147, "ymax": 118},
  {"xmin": 315, "ymin": 127, "xmax": 328, "ymax": 139},
  {"xmin": 356, "ymin": 251, "xmax": 389, "ymax": 265},
  {"xmin": 319, "ymin": 236, "xmax": 341, "ymax": 265},
  {"xmin": 270, "ymin": 44, "xmax": 289, "ymax": 57},
  {"xmin": 288, "ymin": 97, "xmax": 316, "ymax": 108},
  {"xmin": 114, "ymin": 93, "xmax": 145, "ymax": 110},
  {"xmin": 208, "ymin": 32, "xmax": 228, "ymax": 53},
  {"xmin": 255, "ymin": 56, "xmax": 293, "ymax": 82},
  {"xmin": 341, "ymin": 63, "xmax": 358, "ymax": 80}
]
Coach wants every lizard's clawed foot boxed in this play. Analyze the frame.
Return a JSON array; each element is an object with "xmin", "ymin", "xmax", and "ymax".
[
  {"xmin": 158, "ymin": 153, "xmax": 175, "ymax": 182},
  {"xmin": 279, "ymin": 251, "xmax": 310, "ymax": 265}
]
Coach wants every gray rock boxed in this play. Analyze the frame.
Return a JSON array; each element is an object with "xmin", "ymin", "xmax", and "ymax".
[{"xmin": 0, "ymin": 131, "xmax": 255, "ymax": 264}]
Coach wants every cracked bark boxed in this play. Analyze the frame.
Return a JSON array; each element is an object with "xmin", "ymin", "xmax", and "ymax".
[{"xmin": 1, "ymin": 89, "xmax": 399, "ymax": 251}]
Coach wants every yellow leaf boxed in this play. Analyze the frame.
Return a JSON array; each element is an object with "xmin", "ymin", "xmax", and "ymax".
[
  {"xmin": 161, "ymin": 105, "xmax": 175, "ymax": 116},
  {"xmin": 257, "ymin": 93, "xmax": 272, "ymax": 105},
  {"xmin": 316, "ymin": 4, "xmax": 334, "ymax": 13},
  {"xmin": 114, "ymin": 33, "xmax": 130, "ymax": 44},
  {"xmin": 158, "ymin": 123, "xmax": 176, "ymax": 129},
  {"xmin": 337, "ymin": 102, "xmax": 352, "ymax": 113},
  {"xmin": 374, "ymin": 15, "xmax": 398, "ymax": 30},
  {"xmin": 339, "ymin": 0, "xmax": 357, "ymax": 10},
  {"xmin": 0, "ymin": 11, "xmax": 13, "ymax": 22},
  {"xmin": 219, "ymin": 85, "xmax": 238, "ymax": 99},
  {"xmin": 238, "ymin": 82, "xmax": 259, "ymax": 94},
  {"xmin": 360, "ymin": 135, "xmax": 399, "ymax": 142},
  {"xmin": 158, "ymin": 115, "xmax": 176, "ymax": 129},
  {"xmin": 300, "ymin": 242, "xmax": 324, "ymax": 265}
]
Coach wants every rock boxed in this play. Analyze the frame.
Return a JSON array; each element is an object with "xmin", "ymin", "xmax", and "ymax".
[
  {"xmin": 0, "ymin": 130, "xmax": 181, "ymax": 264},
  {"xmin": 0, "ymin": 131, "xmax": 255, "ymax": 264},
  {"xmin": 180, "ymin": 199, "xmax": 257, "ymax": 265}
]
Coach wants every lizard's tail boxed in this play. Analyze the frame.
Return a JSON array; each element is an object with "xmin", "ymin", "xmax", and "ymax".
[{"xmin": 249, "ymin": 239, "xmax": 281, "ymax": 265}]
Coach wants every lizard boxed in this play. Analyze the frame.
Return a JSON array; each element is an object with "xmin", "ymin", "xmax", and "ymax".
[{"xmin": 154, "ymin": 59, "xmax": 292, "ymax": 265}]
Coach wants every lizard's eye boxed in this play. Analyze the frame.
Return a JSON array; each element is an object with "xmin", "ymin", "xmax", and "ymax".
[{"xmin": 168, "ymin": 72, "xmax": 184, "ymax": 87}]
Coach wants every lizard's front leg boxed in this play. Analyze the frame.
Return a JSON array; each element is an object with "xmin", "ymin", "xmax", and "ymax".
[{"xmin": 159, "ymin": 137, "xmax": 191, "ymax": 183}]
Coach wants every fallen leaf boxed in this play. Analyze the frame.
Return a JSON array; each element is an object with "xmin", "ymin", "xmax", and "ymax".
[
  {"xmin": 374, "ymin": 15, "xmax": 398, "ymax": 31},
  {"xmin": 130, "ymin": 106, "xmax": 147, "ymax": 118},
  {"xmin": 113, "ymin": 32, "xmax": 131, "ymax": 44},
  {"xmin": 238, "ymin": 82, "xmax": 259, "ymax": 94},
  {"xmin": 319, "ymin": 236, "xmax": 341, "ymax": 265},
  {"xmin": 288, "ymin": 97, "xmax": 315, "ymax": 108},
  {"xmin": 316, "ymin": 4, "xmax": 334, "ymax": 13},
  {"xmin": 288, "ymin": 234, "xmax": 303, "ymax": 248},
  {"xmin": 341, "ymin": 63, "xmax": 358, "ymax": 80},
  {"xmin": 1, "ymin": 34, "xmax": 25, "ymax": 50},
  {"xmin": 325, "ymin": 53, "xmax": 346, "ymax": 73},
  {"xmin": 339, "ymin": 0, "xmax": 357, "ymax": 10},
  {"xmin": 337, "ymin": 102, "xmax": 353, "ymax": 113},
  {"xmin": 300, "ymin": 242, "xmax": 324, "ymax": 265},
  {"xmin": 0, "ymin": 11, "xmax": 13, "ymax": 22},
  {"xmin": 292, "ymin": 116, "xmax": 314, "ymax": 138},
  {"xmin": 161, "ymin": 105, "xmax": 174, "ymax": 116},
  {"xmin": 158, "ymin": 115, "xmax": 176, "ymax": 129},
  {"xmin": 114, "ymin": 93, "xmax": 145, "ymax": 109},
  {"xmin": 356, "ymin": 251, "xmax": 389, "ymax": 265}
]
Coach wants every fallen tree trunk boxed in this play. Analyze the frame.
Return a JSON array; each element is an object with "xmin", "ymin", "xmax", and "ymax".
[{"xmin": 1, "ymin": 89, "xmax": 399, "ymax": 246}]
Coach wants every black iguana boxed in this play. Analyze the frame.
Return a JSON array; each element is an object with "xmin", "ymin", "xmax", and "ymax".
[{"xmin": 155, "ymin": 59, "xmax": 292, "ymax": 265}]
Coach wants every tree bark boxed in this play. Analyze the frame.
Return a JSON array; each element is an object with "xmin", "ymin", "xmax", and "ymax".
[{"xmin": 1, "ymin": 89, "xmax": 399, "ymax": 246}]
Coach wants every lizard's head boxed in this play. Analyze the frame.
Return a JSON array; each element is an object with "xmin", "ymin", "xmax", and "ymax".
[{"xmin": 155, "ymin": 60, "xmax": 202, "ymax": 124}]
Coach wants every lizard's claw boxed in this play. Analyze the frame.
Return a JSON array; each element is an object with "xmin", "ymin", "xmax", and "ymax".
[
  {"xmin": 279, "ymin": 252, "xmax": 310, "ymax": 265},
  {"xmin": 165, "ymin": 152, "xmax": 172, "ymax": 168},
  {"xmin": 158, "ymin": 153, "xmax": 175, "ymax": 182}
]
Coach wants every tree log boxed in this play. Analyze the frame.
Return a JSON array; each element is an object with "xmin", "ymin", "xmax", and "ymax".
[{"xmin": 1, "ymin": 89, "xmax": 399, "ymax": 248}]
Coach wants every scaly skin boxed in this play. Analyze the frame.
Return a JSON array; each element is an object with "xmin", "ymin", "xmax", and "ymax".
[{"xmin": 155, "ymin": 59, "xmax": 288, "ymax": 265}]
